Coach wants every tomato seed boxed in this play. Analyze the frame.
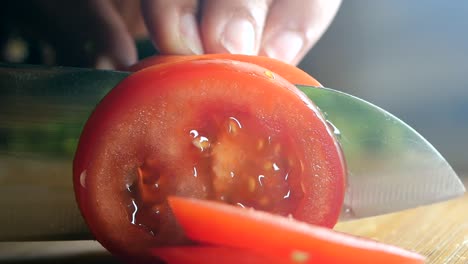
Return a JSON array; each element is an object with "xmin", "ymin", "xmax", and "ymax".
[
  {"xmin": 248, "ymin": 177, "xmax": 256, "ymax": 192},
  {"xmin": 264, "ymin": 161, "xmax": 273, "ymax": 170},
  {"xmin": 291, "ymin": 250, "xmax": 310, "ymax": 263},
  {"xmin": 227, "ymin": 117, "xmax": 242, "ymax": 135},
  {"xmin": 259, "ymin": 196, "xmax": 270, "ymax": 206},
  {"xmin": 192, "ymin": 136, "xmax": 210, "ymax": 151},
  {"xmin": 264, "ymin": 70, "xmax": 275, "ymax": 79},
  {"xmin": 274, "ymin": 144, "xmax": 281, "ymax": 155},
  {"xmin": 257, "ymin": 139, "xmax": 265, "ymax": 150}
]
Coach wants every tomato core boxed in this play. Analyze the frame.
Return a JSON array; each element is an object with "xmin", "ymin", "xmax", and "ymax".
[{"xmin": 126, "ymin": 110, "xmax": 306, "ymax": 236}]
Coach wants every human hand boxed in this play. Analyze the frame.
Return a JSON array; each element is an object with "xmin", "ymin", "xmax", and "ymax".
[
  {"xmin": 141, "ymin": 0, "xmax": 342, "ymax": 66},
  {"xmin": 13, "ymin": 0, "xmax": 340, "ymax": 69}
]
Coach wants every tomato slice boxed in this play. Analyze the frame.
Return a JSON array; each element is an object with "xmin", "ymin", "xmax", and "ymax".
[
  {"xmin": 151, "ymin": 246, "xmax": 286, "ymax": 264},
  {"xmin": 128, "ymin": 54, "xmax": 322, "ymax": 86},
  {"xmin": 167, "ymin": 196, "xmax": 425, "ymax": 264},
  {"xmin": 73, "ymin": 59, "xmax": 345, "ymax": 258}
]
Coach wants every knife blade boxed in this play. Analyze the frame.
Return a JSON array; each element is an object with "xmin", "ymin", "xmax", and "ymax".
[
  {"xmin": 0, "ymin": 64, "xmax": 465, "ymax": 241},
  {"xmin": 298, "ymin": 86, "xmax": 465, "ymax": 219}
]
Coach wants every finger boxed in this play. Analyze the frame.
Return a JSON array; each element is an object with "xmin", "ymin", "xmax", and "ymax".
[
  {"xmin": 91, "ymin": 0, "xmax": 138, "ymax": 69},
  {"xmin": 141, "ymin": 0, "xmax": 203, "ymax": 55},
  {"xmin": 112, "ymin": 0, "xmax": 148, "ymax": 39},
  {"xmin": 200, "ymin": 0, "xmax": 273, "ymax": 55},
  {"xmin": 34, "ymin": 0, "xmax": 137, "ymax": 69},
  {"xmin": 260, "ymin": 0, "xmax": 341, "ymax": 65}
]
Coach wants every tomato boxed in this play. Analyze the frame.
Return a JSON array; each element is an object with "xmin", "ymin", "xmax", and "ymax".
[
  {"xmin": 128, "ymin": 54, "xmax": 322, "ymax": 86},
  {"xmin": 73, "ymin": 59, "xmax": 345, "ymax": 259},
  {"xmin": 166, "ymin": 196, "xmax": 425, "ymax": 264}
]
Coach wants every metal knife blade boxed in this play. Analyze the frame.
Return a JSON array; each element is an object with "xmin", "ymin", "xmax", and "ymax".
[
  {"xmin": 298, "ymin": 86, "xmax": 465, "ymax": 220},
  {"xmin": 0, "ymin": 64, "xmax": 465, "ymax": 241}
]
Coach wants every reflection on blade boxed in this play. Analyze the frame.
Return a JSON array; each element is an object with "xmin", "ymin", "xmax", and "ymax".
[
  {"xmin": 0, "ymin": 64, "xmax": 129, "ymax": 241},
  {"xmin": 298, "ymin": 86, "xmax": 466, "ymax": 220}
]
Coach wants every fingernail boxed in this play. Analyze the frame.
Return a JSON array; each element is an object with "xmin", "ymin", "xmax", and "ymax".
[
  {"xmin": 264, "ymin": 31, "xmax": 304, "ymax": 63},
  {"xmin": 221, "ymin": 18, "xmax": 256, "ymax": 55},
  {"xmin": 180, "ymin": 13, "xmax": 204, "ymax": 54},
  {"xmin": 95, "ymin": 56, "xmax": 115, "ymax": 70}
]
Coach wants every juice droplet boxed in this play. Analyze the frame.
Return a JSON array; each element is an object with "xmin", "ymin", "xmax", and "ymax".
[
  {"xmin": 189, "ymin": 129, "xmax": 199, "ymax": 138},
  {"xmin": 79, "ymin": 170, "xmax": 87, "ymax": 188},
  {"xmin": 152, "ymin": 204, "xmax": 162, "ymax": 215},
  {"xmin": 326, "ymin": 120, "xmax": 341, "ymax": 139},
  {"xmin": 257, "ymin": 175, "xmax": 265, "ymax": 186},
  {"xmin": 340, "ymin": 204, "xmax": 356, "ymax": 220},
  {"xmin": 272, "ymin": 162, "xmax": 280, "ymax": 171},
  {"xmin": 126, "ymin": 183, "xmax": 132, "ymax": 193},
  {"xmin": 130, "ymin": 199, "xmax": 138, "ymax": 225},
  {"xmin": 227, "ymin": 117, "xmax": 242, "ymax": 135}
]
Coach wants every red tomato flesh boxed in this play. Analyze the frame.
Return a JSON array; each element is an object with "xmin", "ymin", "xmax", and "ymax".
[
  {"xmin": 73, "ymin": 59, "xmax": 345, "ymax": 258},
  {"xmin": 166, "ymin": 196, "xmax": 425, "ymax": 264}
]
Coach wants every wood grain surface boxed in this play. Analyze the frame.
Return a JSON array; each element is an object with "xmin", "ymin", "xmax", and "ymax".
[{"xmin": 335, "ymin": 188, "xmax": 468, "ymax": 263}]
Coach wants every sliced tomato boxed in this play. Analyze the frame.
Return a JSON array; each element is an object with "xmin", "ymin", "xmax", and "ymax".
[
  {"xmin": 128, "ymin": 54, "xmax": 322, "ymax": 86},
  {"xmin": 73, "ymin": 59, "xmax": 345, "ymax": 258},
  {"xmin": 167, "ymin": 196, "xmax": 425, "ymax": 264},
  {"xmin": 151, "ymin": 246, "xmax": 286, "ymax": 264}
]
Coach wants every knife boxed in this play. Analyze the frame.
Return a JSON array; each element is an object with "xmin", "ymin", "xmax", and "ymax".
[{"xmin": 0, "ymin": 63, "xmax": 465, "ymax": 241}]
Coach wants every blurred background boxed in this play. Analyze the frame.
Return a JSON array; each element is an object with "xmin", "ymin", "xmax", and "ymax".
[{"xmin": 301, "ymin": 1, "xmax": 468, "ymax": 177}]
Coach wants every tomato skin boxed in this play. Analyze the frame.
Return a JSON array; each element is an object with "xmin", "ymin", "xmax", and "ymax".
[
  {"xmin": 73, "ymin": 59, "xmax": 345, "ymax": 259},
  {"xmin": 167, "ymin": 197, "xmax": 425, "ymax": 264},
  {"xmin": 128, "ymin": 54, "xmax": 322, "ymax": 86}
]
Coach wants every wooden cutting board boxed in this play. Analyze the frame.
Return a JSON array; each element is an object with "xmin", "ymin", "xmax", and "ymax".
[
  {"xmin": 1, "ymin": 181, "xmax": 466, "ymax": 264},
  {"xmin": 335, "ymin": 185, "xmax": 468, "ymax": 264}
]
